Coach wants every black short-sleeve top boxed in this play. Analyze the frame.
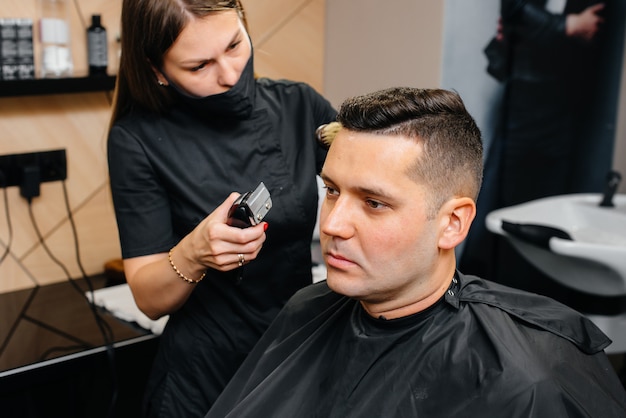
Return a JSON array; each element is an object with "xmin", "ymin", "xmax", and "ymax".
[{"xmin": 107, "ymin": 78, "xmax": 336, "ymax": 349}]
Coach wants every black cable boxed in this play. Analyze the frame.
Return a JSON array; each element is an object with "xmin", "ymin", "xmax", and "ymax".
[
  {"xmin": 19, "ymin": 313, "xmax": 93, "ymax": 360},
  {"xmin": 62, "ymin": 0, "xmax": 120, "ymax": 406},
  {"xmin": 25, "ymin": 190, "xmax": 113, "ymax": 343},
  {"xmin": 27, "ymin": 183, "xmax": 119, "ymax": 418},
  {"xmin": 0, "ymin": 170, "xmax": 41, "ymax": 358},
  {"xmin": 60, "ymin": 183, "xmax": 110, "ymax": 328},
  {"xmin": 60, "ymin": 180, "xmax": 119, "ymax": 418},
  {"xmin": 0, "ymin": 287, "xmax": 39, "ymax": 358},
  {"xmin": 0, "ymin": 181, "xmax": 13, "ymax": 264}
]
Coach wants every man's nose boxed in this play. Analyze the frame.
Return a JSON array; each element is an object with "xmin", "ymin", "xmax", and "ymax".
[{"xmin": 320, "ymin": 198, "xmax": 354, "ymax": 239}]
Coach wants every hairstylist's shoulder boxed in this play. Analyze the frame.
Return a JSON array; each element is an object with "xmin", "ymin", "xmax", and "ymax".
[
  {"xmin": 257, "ymin": 77, "xmax": 336, "ymax": 118},
  {"xmin": 107, "ymin": 107, "xmax": 161, "ymax": 173},
  {"xmin": 257, "ymin": 77, "xmax": 322, "ymax": 98},
  {"xmin": 110, "ymin": 103, "xmax": 154, "ymax": 131},
  {"xmin": 109, "ymin": 104, "xmax": 160, "ymax": 144}
]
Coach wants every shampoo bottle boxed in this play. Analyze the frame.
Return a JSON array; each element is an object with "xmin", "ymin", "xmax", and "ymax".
[{"xmin": 87, "ymin": 14, "xmax": 107, "ymax": 76}]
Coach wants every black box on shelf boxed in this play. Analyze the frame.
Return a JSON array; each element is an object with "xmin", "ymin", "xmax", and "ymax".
[
  {"xmin": 16, "ymin": 18, "xmax": 35, "ymax": 79},
  {"xmin": 0, "ymin": 18, "xmax": 34, "ymax": 80},
  {"xmin": 0, "ymin": 18, "xmax": 19, "ymax": 80}
]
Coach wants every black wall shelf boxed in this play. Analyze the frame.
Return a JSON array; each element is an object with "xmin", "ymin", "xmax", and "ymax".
[{"xmin": 0, "ymin": 75, "xmax": 116, "ymax": 97}]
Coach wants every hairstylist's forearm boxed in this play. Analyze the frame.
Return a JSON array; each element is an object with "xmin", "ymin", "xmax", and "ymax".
[
  {"xmin": 124, "ymin": 251, "xmax": 199, "ymax": 320},
  {"xmin": 123, "ymin": 193, "xmax": 267, "ymax": 319}
]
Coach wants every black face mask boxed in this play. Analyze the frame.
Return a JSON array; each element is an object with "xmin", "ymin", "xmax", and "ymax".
[{"xmin": 167, "ymin": 54, "xmax": 256, "ymax": 120}]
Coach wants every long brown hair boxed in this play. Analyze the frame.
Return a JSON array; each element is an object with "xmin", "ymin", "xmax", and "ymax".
[{"xmin": 109, "ymin": 0, "xmax": 248, "ymax": 127}]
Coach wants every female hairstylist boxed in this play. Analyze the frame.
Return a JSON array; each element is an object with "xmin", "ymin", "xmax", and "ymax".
[{"xmin": 107, "ymin": 1, "xmax": 336, "ymax": 416}]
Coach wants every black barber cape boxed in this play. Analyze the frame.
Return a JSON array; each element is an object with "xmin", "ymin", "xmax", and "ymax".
[{"xmin": 206, "ymin": 273, "xmax": 626, "ymax": 417}]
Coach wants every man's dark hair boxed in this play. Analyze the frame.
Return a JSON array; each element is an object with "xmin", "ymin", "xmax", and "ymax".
[{"xmin": 337, "ymin": 87, "xmax": 483, "ymax": 215}]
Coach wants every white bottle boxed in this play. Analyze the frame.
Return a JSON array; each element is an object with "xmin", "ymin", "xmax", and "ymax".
[{"xmin": 39, "ymin": 0, "xmax": 73, "ymax": 78}]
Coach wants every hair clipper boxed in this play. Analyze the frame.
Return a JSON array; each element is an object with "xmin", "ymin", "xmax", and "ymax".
[{"xmin": 227, "ymin": 182, "xmax": 272, "ymax": 228}]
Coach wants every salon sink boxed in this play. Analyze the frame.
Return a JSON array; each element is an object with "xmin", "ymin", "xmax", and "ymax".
[{"xmin": 486, "ymin": 193, "xmax": 626, "ymax": 297}]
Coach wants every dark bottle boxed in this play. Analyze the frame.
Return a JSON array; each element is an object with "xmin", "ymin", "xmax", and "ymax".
[{"xmin": 87, "ymin": 14, "xmax": 107, "ymax": 76}]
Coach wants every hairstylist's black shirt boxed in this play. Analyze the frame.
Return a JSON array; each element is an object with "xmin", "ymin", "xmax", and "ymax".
[{"xmin": 108, "ymin": 78, "xmax": 336, "ymax": 416}]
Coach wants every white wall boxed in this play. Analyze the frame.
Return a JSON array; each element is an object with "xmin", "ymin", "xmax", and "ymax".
[
  {"xmin": 440, "ymin": 0, "xmax": 502, "ymax": 155},
  {"xmin": 324, "ymin": 0, "xmax": 626, "ymax": 191},
  {"xmin": 324, "ymin": 0, "xmax": 444, "ymax": 108}
]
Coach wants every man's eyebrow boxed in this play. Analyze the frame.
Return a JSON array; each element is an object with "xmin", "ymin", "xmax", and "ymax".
[
  {"xmin": 320, "ymin": 172, "xmax": 394, "ymax": 200},
  {"xmin": 356, "ymin": 185, "xmax": 394, "ymax": 201}
]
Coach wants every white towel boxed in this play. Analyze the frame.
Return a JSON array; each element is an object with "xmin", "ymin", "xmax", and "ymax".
[{"xmin": 86, "ymin": 283, "xmax": 168, "ymax": 335}]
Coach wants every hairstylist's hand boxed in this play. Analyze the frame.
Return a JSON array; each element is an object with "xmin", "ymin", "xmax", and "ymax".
[{"xmin": 183, "ymin": 192, "xmax": 268, "ymax": 272}]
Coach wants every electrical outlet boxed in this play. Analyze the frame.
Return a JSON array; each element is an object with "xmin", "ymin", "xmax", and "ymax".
[{"xmin": 0, "ymin": 149, "xmax": 67, "ymax": 188}]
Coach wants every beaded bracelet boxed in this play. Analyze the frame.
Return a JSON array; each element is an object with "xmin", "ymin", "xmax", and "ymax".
[{"xmin": 168, "ymin": 247, "xmax": 206, "ymax": 284}]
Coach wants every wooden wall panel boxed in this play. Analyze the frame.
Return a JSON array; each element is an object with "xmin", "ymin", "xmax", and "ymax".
[
  {"xmin": 0, "ymin": 92, "xmax": 114, "ymax": 292},
  {"xmin": 0, "ymin": 0, "xmax": 326, "ymax": 293},
  {"xmin": 253, "ymin": 0, "xmax": 325, "ymax": 92}
]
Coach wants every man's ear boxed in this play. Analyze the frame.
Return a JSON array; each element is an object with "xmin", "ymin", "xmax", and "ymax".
[{"xmin": 438, "ymin": 197, "xmax": 476, "ymax": 250}]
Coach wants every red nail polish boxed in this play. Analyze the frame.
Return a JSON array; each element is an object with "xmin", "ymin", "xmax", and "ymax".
[{"xmin": 263, "ymin": 222, "xmax": 269, "ymax": 231}]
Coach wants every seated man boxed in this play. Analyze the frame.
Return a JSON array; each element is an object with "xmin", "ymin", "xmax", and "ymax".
[{"xmin": 206, "ymin": 87, "xmax": 626, "ymax": 417}]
